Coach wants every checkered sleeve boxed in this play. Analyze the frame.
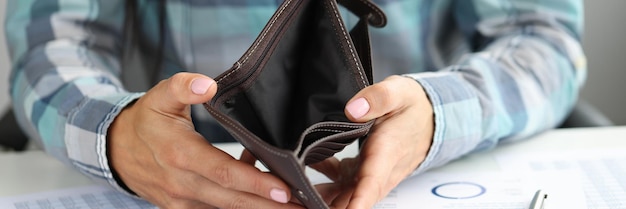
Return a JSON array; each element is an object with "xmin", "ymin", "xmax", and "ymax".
[
  {"xmin": 5, "ymin": 0, "xmax": 142, "ymax": 195},
  {"xmin": 408, "ymin": 0, "xmax": 587, "ymax": 173}
]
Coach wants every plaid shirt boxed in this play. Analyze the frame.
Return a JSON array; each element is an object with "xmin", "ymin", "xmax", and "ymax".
[{"xmin": 5, "ymin": 0, "xmax": 586, "ymax": 197}]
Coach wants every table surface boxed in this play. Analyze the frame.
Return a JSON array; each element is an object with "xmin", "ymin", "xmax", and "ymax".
[{"xmin": 1, "ymin": 126, "xmax": 625, "ymax": 197}]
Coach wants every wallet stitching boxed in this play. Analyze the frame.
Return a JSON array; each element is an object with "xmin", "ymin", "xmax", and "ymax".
[
  {"xmin": 216, "ymin": 0, "xmax": 293, "ymax": 84},
  {"xmin": 308, "ymin": 129, "xmax": 343, "ymax": 133},
  {"xmin": 207, "ymin": 107, "xmax": 325, "ymax": 209},
  {"xmin": 310, "ymin": 123, "xmax": 366, "ymax": 130},
  {"xmin": 209, "ymin": 0, "xmax": 335, "ymax": 207},
  {"xmin": 326, "ymin": 0, "xmax": 368, "ymax": 88},
  {"xmin": 302, "ymin": 127, "xmax": 369, "ymax": 163},
  {"xmin": 210, "ymin": 1, "xmax": 374, "ymax": 208}
]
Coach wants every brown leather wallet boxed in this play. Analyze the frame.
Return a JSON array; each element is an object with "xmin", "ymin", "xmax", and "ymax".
[{"xmin": 203, "ymin": 0, "xmax": 386, "ymax": 208}]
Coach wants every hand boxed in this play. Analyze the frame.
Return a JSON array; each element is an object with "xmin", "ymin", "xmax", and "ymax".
[
  {"xmin": 109, "ymin": 72, "xmax": 303, "ymax": 209},
  {"xmin": 314, "ymin": 75, "xmax": 435, "ymax": 208}
]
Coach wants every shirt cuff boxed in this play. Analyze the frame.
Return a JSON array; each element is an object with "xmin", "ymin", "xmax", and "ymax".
[
  {"xmin": 65, "ymin": 92, "xmax": 144, "ymax": 197},
  {"xmin": 403, "ymin": 72, "xmax": 484, "ymax": 175}
]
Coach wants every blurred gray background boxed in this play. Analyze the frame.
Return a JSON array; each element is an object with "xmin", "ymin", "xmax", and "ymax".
[
  {"xmin": 1, "ymin": 2, "xmax": 9, "ymax": 113},
  {"xmin": 1, "ymin": 1, "xmax": 626, "ymax": 125}
]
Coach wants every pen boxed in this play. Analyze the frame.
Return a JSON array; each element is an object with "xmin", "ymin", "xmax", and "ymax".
[{"xmin": 528, "ymin": 189, "xmax": 548, "ymax": 209}]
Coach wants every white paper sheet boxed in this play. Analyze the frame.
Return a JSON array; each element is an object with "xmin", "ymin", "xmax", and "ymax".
[
  {"xmin": 496, "ymin": 149, "xmax": 626, "ymax": 209},
  {"xmin": 0, "ymin": 186, "xmax": 156, "ymax": 209},
  {"xmin": 371, "ymin": 171, "xmax": 585, "ymax": 209},
  {"xmin": 0, "ymin": 161, "xmax": 588, "ymax": 209}
]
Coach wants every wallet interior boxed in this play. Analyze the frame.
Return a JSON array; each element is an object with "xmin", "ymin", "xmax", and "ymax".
[
  {"xmin": 210, "ymin": 0, "xmax": 371, "ymax": 155},
  {"xmin": 204, "ymin": 0, "xmax": 386, "ymax": 208}
]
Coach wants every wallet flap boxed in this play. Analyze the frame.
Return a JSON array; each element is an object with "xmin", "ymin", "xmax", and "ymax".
[{"xmin": 298, "ymin": 120, "xmax": 374, "ymax": 165}]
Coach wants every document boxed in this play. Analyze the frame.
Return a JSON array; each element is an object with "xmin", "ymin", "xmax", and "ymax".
[
  {"xmin": 496, "ymin": 149, "xmax": 626, "ymax": 209},
  {"xmin": 1, "ymin": 169, "xmax": 586, "ymax": 209},
  {"xmin": 371, "ymin": 171, "xmax": 585, "ymax": 209},
  {"xmin": 0, "ymin": 170, "xmax": 584, "ymax": 209},
  {"xmin": 0, "ymin": 186, "xmax": 156, "ymax": 209}
]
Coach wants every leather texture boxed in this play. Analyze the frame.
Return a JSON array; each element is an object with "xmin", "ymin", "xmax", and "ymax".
[{"xmin": 203, "ymin": 0, "xmax": 386, "ymax": 208}]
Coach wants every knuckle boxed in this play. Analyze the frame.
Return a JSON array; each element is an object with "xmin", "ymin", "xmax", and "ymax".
[
  {"xmin": 368, "ymin": 83, "xmax": 394, "ymax": 109},
  {"xmin": 159, "ymin": 146, "xmax": 191, "ymax": 169},
  {"xmin": 168, "ymin": 72, "xmax": 194, "ymax": 94},
  {"xmin": 166, "ymin": 200, "xmax": 197, "ymax": 209},
  {"xmin": 213, "ymin": 164, "xmax": 236, "ymax": 189},
  {"xmin": 170, "ymin": 72, "xmax": 191, "ymax": 84},
  {"xmin": 164, "ymin": 188, "xmax": 186, "ymax": 199},
  {"xmin": 226, "ymin": 195, "xmax": 252, "ymax": 209},
  {"xmin": 164, "ymin": 184, "xmax": 190, "ymax": 200},
  {"xmin": 250, "ymin": 177, "xmax": 265, "ymax": 196}
]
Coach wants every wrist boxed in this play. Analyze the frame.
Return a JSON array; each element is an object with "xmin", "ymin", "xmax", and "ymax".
[{"xmin": 107, "ymin": 98, "xmax": 141, "ymax": 196}]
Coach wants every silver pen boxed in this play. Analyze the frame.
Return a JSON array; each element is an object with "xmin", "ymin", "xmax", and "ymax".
[{"xmin": 528, "ymin": 189, "xmax": 548, "ymax": 209}]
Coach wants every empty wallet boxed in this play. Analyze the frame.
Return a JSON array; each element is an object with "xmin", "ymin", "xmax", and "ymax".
[{"xmin": 203, "ymin": 0, "xmax": 386, "ymax": 208}]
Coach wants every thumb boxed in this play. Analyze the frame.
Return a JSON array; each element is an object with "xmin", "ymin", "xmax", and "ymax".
[
  {"xmin": 344, "ymin": 75, "xmax": 418, "ymax": 122},
  {"xmin": 144, "ymin": 72, "xmax": 218, "ymax": 115}
]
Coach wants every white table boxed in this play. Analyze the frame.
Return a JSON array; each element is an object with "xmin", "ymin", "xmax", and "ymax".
[
  {"xmin": 436, "ymin": 126, "xmax": 626, "ymax": 173},
  {"xmin": 1, "ymin": 126, "xmax": 625, "ymax": 197}
]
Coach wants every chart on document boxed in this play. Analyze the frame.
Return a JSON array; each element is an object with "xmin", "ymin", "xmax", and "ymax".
[
  {"xmin": 0, "ymin": 186, "xmax": 156, "ymax": 209},
  {"xmin": 496, "ymin": 150, "xmax": 626, "ymax": 209}
]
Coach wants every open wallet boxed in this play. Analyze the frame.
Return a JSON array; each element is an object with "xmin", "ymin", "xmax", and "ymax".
[{"xmin": 203, "ymin": 0, "xmax": 386, "ymax": 208}]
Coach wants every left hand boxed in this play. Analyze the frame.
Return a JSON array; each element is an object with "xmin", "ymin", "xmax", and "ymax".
[{"xmin": 312, "ymin": 75, "xmax": 435, "ymax": 208}]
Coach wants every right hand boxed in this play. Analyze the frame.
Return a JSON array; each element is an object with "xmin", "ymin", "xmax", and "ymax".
[{"xmin": 109, "ymin": 72, "xmax": 303, "ymax": 209}]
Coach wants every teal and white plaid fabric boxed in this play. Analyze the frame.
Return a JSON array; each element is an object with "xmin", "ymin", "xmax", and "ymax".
[{"xmin": 5, "ymin": 0, "xmax": 586, "ymax": 196}]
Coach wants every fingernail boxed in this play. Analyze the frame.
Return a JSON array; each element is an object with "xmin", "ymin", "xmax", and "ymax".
[
  {"xmin": 346, "ymin": 98, "xmax": 370, "ymax": 119},
  {"xmin": 270, "ymin": 188, "xmax": 289, "ymax": 204},
  {"xmin": 191, "ymin": 78, "xmax": 214, "ymax": 95}
]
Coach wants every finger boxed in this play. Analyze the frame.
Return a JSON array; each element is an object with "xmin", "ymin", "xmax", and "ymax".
[
  {"xmin": 314, "ymin": 183, "xmax": 342, "ymax": 205},
  {"xmin": 136, "ymin": 173, "xmax": 218, "ymax": 209},
  {"xmin": 144, "ymin": 72, "xmax": 218, "ymax": 115},
  {"xmin": 314, "ymin": 183, "xmax": 353, "ymax": 209},
  {"xmin": 309, "ymin": 157, "xmax": 340, "ymax": 182},
  {"xmin": 240, "ymin": 149, "xmax": 257, "ymax": 166},
  {"xmin": 329, "ymin": 187, "xmax": 353, "ymax": 209},
  {"xmin": 346, "ymin": 177, "xmax": 386, "ymax": 209},
  {"xmin": 185, "ymin": 174, "xmax": 303, "ymax": 209},
  {"xmin": 346, "ymin": 154, "xmax": 395, "ymax": 209},
  {"xmin": 163, "ymin": 198, "xmax": 217, "ymax": 209},
  {"xmin": 157, "ymin": 133, "xmax": 293, "ymax": 205},
  {"xmin": 344, "ymin": 75, "xmax": 418, "ymax": 122},
  {"xmin": 337, "ymin": 157, "xmax": 360, "ymax": 186},
  {"xmin": 190, "ymin": 147, "xmax": 293, "ymax": 204}
]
